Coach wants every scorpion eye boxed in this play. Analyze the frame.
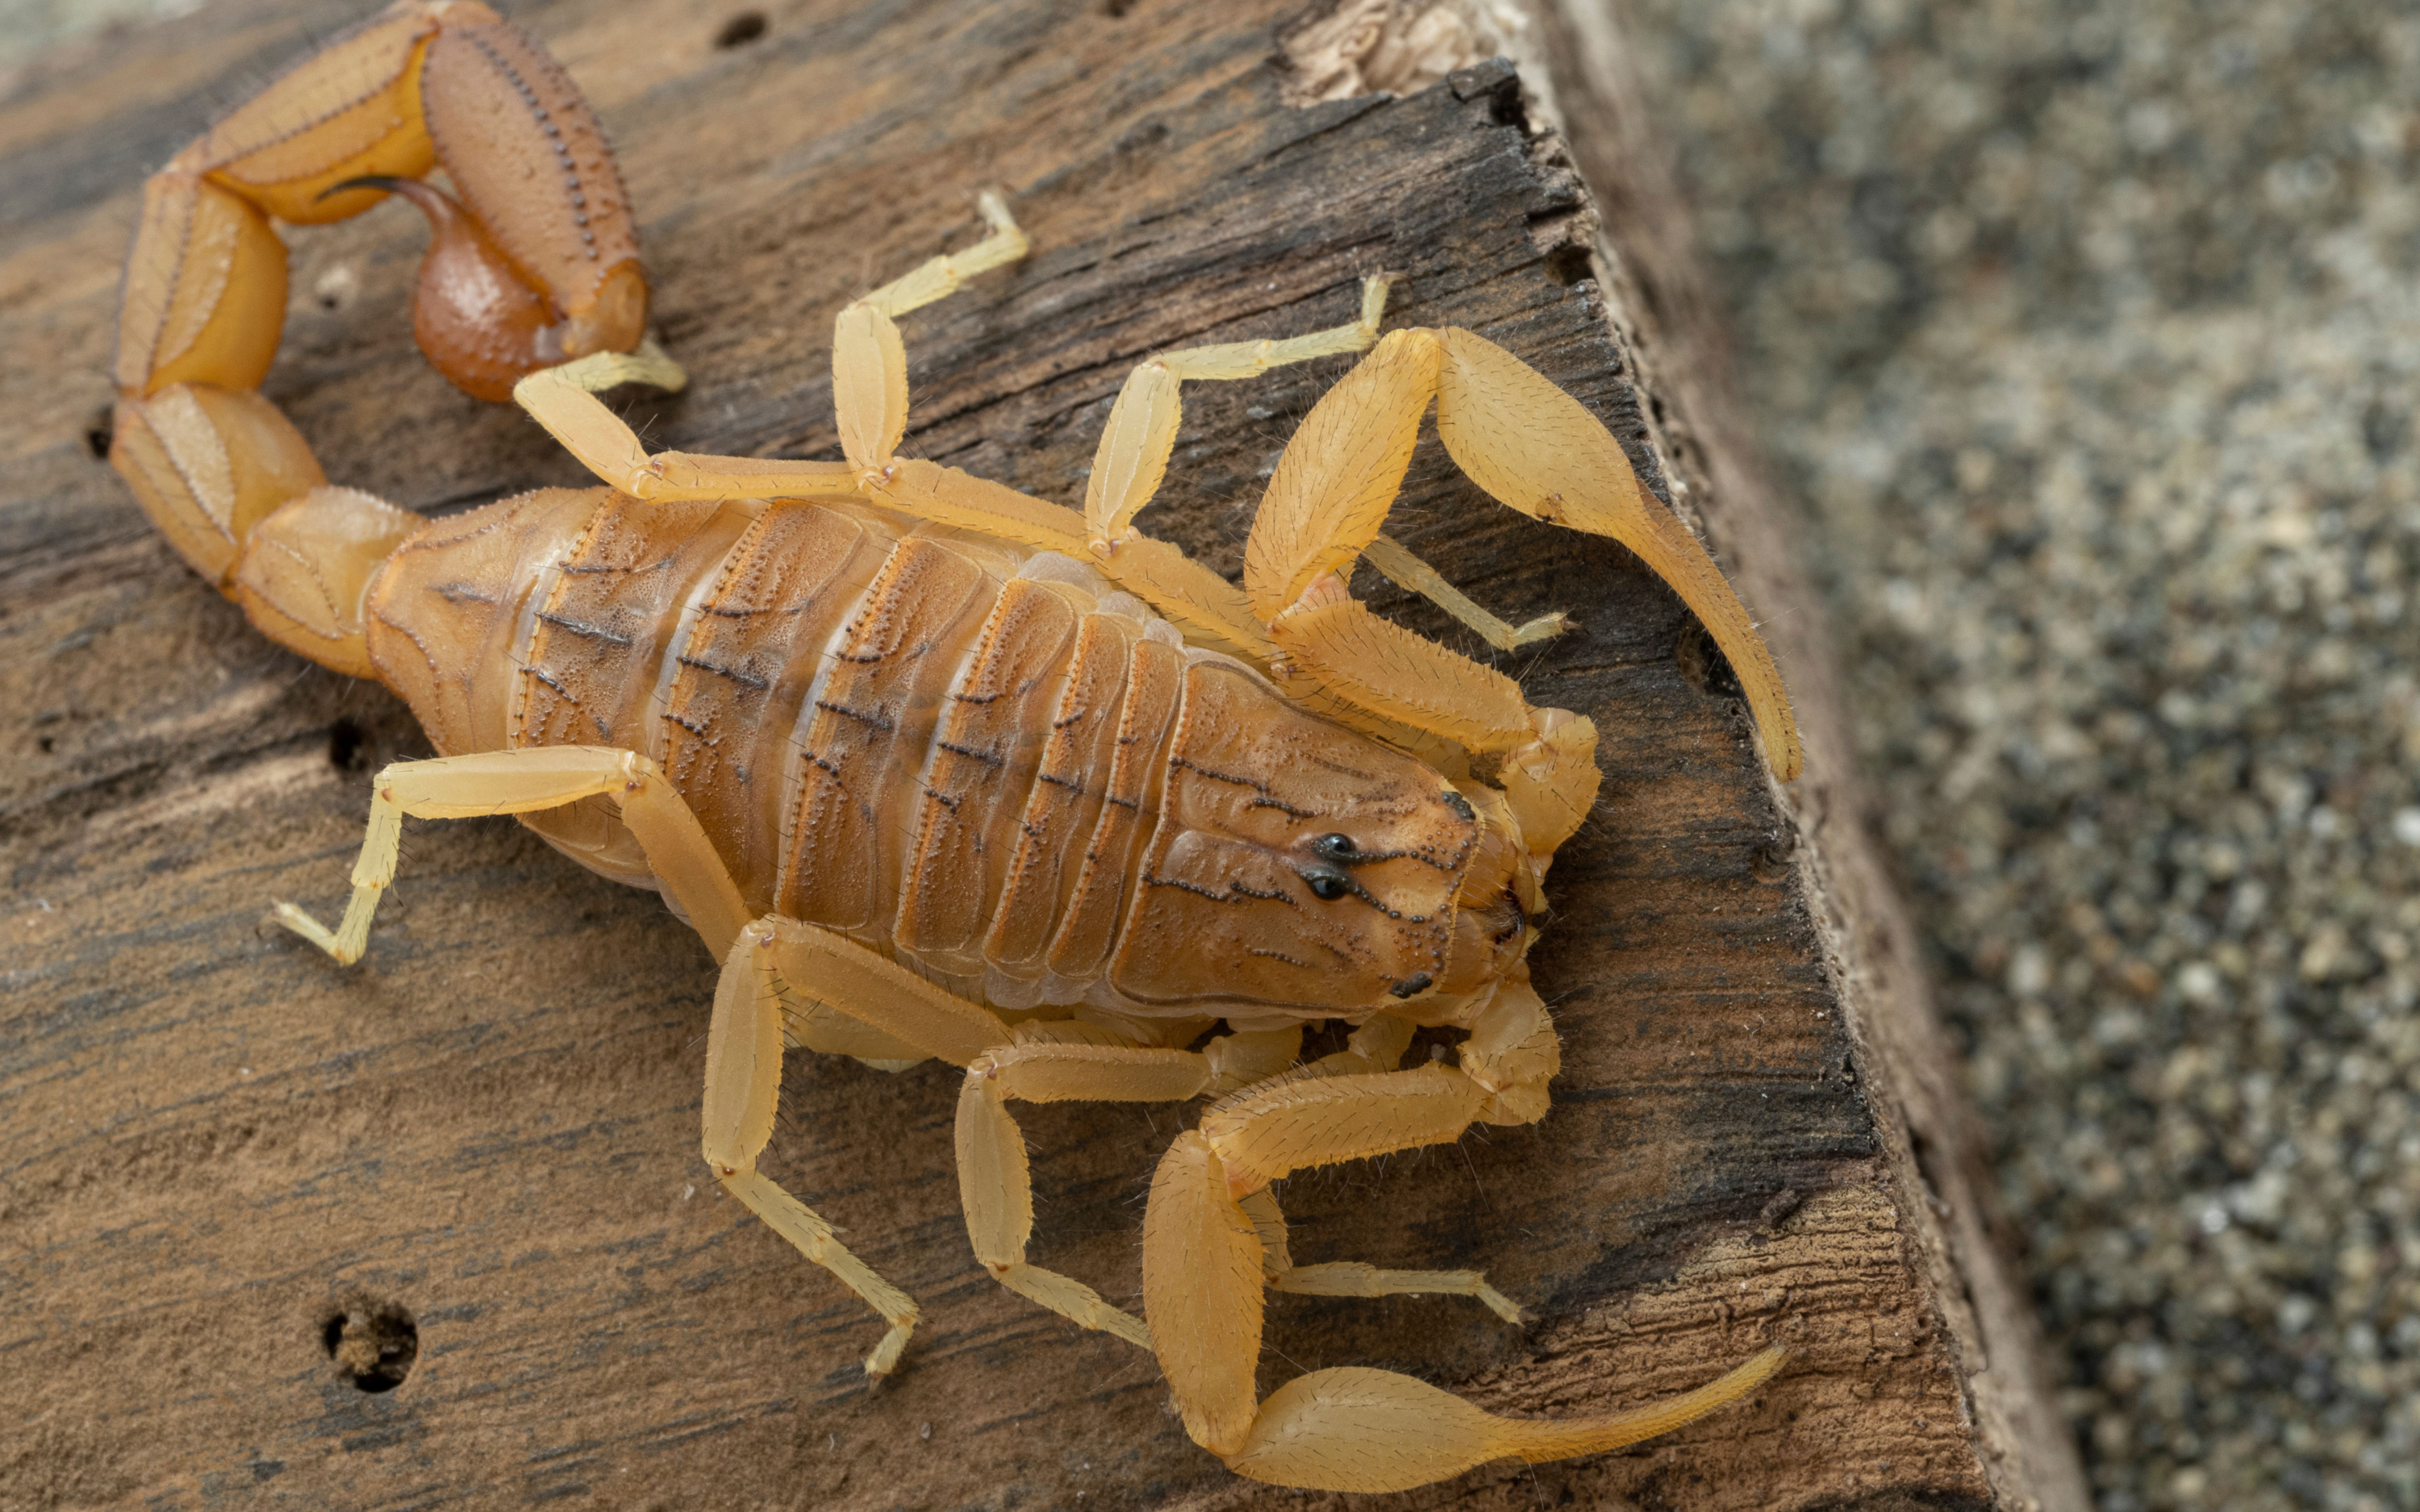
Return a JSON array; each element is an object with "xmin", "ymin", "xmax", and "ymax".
[
  {"xmin": 1312, "ymin": 832, "xmax": 1357, "ymax": 860},
  {"xmin": 1305, "ymin": 873, "xmax": 1350, "ymax": 901}
]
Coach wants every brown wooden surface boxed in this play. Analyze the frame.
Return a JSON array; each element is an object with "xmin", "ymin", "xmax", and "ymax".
[
  {"xmin": 1517, "ymin": 3, "xmax": 2090, "ymax": 1506},
  {"xmin": 2, "ymin": 2, "xmax": 2052, "ymax": 1507}
]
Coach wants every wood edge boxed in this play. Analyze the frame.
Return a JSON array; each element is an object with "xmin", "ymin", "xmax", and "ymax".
[{"xmin": 1495, "ymin": 6, "xmax": 2092, "ymax": 1508}]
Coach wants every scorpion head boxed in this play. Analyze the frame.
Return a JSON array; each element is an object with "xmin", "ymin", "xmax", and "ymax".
[{"xmin": 1108, "ymin": 664, "xmax": 1549, "ymax": 1019}]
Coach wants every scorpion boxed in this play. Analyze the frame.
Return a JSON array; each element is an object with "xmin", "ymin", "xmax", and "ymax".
[{"xmin": 109, "ymin": 1, "xmax": 1805, "ymax": 1493}]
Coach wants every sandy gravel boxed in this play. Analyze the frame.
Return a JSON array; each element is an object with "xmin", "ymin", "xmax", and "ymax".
[{"xmin": 1619, "ymin": 1, "xmax": 2420, "ymax": 1506}]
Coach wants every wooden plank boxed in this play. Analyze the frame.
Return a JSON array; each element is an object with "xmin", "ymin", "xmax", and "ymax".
[{"xmin": 0, "ymin": 1, "xmax": 2064, "ymax": 1506}]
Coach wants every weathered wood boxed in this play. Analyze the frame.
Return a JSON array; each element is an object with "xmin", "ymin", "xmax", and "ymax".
[
  {"xmin": 1509, "ymin": 4, "xmax": 2092, "ymax": 1508},
  {"xmin": 1, "ymin": 2, "xmax": 2063, "ymax": 1507}
]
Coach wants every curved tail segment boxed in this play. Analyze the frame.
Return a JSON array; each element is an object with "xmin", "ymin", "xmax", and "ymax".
[{"xmin": 108, "ymin": 0, "xmax": 678, "ymax": 675}]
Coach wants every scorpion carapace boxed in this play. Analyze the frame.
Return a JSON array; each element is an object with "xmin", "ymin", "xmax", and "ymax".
[{"xmin": 109, "ymin": 3, "xmax": 1802, "ymax": 1494}]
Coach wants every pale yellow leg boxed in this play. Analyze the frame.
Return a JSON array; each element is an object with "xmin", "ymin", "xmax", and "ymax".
[
  {"xmin": 720, "ymin": 922, "xmax": 1300, "ymax": 1354},
  {"xmin": 1360, "ymin": 532, "xmax": 1571, "ymax": 652},
  {"xmin": 1237, "ymin": 1181, "xmax": 1523, "ymax": 1323},
  {"xmin": 272, "ymin": 745, "xmax": 748, "ymax": 964},
  {"xmin": 512, "ymin": 341, "xmax": 862, "ymax": 502},
  {"xmin": 753, "ymin": 917, "xmax": 1015, "ymax": 1068},
  {"xmin": 1044, "ymin": 277, "xmax": 1399, "ymax": 664},
  {"xmin": 1081, "ymin": 281, "xmax": 1560, "ymax": 655},
  {"xmin": 706, "ymin": 923, "xmax": 922, "ymax": 1375},
  {"xmin": 1085, "ymin": 276, "xmax": 1391, "ymax": 551},
  {"xmin": 957, "ymin": 1039, "xmax": 1216, "ymax": 1349},
  {"xmin": 852, "ymin": 191, "xmax": 1029, "ymax": 321},
  {"xmin": 1271, "ymin": 1261, "xmax": 1524, "ymax": 1322},
  {"xmin": 516, "ymin": 195, "xmax": 1025, "ymax": 496},
  {"xmin": 832, "ymin": 192, "xmax": 1028, "ymax": 471},
  {"xmin": 784, "ymin": 996, "xmax": 927, "ymax": 1071},
  {"xmin": 279, "ymin": 759, "xmax": 918, "ymax": 1372}
]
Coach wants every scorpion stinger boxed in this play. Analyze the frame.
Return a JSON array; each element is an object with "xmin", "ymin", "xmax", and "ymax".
[{"xmin": 109, "ymin": 0, "xmax": 678, "ymax": 676}]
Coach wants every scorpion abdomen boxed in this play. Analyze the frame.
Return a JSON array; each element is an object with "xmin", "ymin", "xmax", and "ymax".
[{"xmin": 365, "ymin": 486, "xmax": 1481, "ymax": 1024}]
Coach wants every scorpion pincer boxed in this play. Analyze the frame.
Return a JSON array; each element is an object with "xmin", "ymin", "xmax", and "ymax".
[{"xmin": 109, "ymin": 1, "xmax": 1803, "ymax": 1492}]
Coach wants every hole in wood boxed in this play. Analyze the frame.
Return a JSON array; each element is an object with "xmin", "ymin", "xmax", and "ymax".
[
  {"xmin": 715, "ymin": 11, "xmax": 766, "ymax": 48},
  {"xmin": 322, "ymin": 1300, "xmax": 418, "ymax": 1393},
  {"xmin": 85, "ymin": 406, "xmax": 112, "ymax": 460},
  {"xmin": 1543, "ymin": 240, "xmax": 1592, "ymax": 288},
  {"xmin": 328, "ymin": 717, "xmax": 366, "ymax": 773},
  {"xmin": 1674, "ymin": 620, "xmax": 1742, "ymax": 702},
  {"xmin": 1752, "ymin": 830, "xmax": 1798, "ymax": 883}
]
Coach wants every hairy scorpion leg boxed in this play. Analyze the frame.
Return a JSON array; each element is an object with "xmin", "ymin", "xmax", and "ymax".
[
  {"xmin": 724, "ymin": 921, "xmax": 1175, "ymax": 1352},
  {"xmin": 711, "ymin": 931, "xmax": 1537, "ymax": 1364},
  {"xmin": 273, "ymin": 747, "xmax": 745, "ymax": 965},
  {"xmin": 273, "ymin": 746, "xmax": 933, "ymax": 1376},
  {"xmin": 1079, "ymin": 275, "xmax": 1563, "ymax": 655},
  {"xmin": 511, "ymin": 191, "xmax": 1028, "ymax": 503}
]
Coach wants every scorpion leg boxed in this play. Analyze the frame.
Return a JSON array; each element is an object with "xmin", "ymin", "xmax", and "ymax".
[
  {"xmin": 1145, "ymin": 973, "xmax": 1787, "ymax": 1490},
  {"xmin": 954, "ymin": 1037, "xmax": 1216, "ymax": 1349},
  {"xmin": 273, "ymin": 748, "xmax": 929, "ymax": 1372},
  {"xmin": 1224, "ymin": 1026, "xmax": 1525, "ymax": 1320},
  {"xmin": 513, "ymin": 344, "xmax": 862, "ymax": 502},
  {"xmin": 517, "ymin": 192, "xmax": 1028, "ymax": 501},
  {"xmin": 745, "ymin": 925, "xmax": 1364, "ymax": 1356},
  {"xmin": 1045, "ymin": 275, "xmax": 1399, "ymax": 663},
  {"xmin": 1357, "ymin": 533, "xmax": 1571, "ymax": 652},
  {"xmin": 707, "ymin": 923, "xmax": 924, "ymax": 1377},
  {"xmin": 755, "ymin": 927, "xmax": 1187, "ymax": 1348},
  {"xmin": 1083, "ymin": 276, "xmax": 1391, "ymax": 553},
  {"xmin": 1236, "ymin": 1187, "xmax": 1524, "ymax": 1323},
  {"xmin": 832, "ymin": 192, "xmax": 1028, "ymax": 473},
  {"xmin": 272, "ymin": 747, "xmax": 748, "ymax": 965}
]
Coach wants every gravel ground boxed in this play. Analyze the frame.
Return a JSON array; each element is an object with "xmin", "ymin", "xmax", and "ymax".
[{"xmin": 1617, "ymin": 2, "xmax": 2420, "ymax": 1506}]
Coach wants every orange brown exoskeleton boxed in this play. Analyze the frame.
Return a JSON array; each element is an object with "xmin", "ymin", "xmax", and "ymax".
[{"xmin": 107, "ymin": 3, "xmax": 1802, "ymax": 1493}]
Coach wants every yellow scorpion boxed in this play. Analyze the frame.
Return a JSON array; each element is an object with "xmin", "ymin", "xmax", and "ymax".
[{"xmin": 109, "ymin": 2, "xmax": 1801, "ymax": 1493}]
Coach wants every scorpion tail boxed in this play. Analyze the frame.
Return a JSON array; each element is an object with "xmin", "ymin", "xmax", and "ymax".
[
  {"xmin": 225, "ymin": 486, "xmax": 427, "ymax": 681},
  {"xmin": 108, "ymin": 0, "xmax": 657, "ymax": 667}
]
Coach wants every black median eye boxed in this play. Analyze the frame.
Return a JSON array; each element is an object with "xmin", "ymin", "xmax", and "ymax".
[
  {"xmin": 1312, "ymin": 833, "xmax": 1356, "ymax": 860},
  {"xmin": 1306, "ymin": 873, "xmax": 1350, "ymax": 901}
]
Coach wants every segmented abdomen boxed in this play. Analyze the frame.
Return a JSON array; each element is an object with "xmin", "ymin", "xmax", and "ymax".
[
  {"xmin": 365, "ymin": 484, "xmax": 1477, "ymax": 1022},
  {"xmin": 365, "ymin": 485, "xmax": 1201, "ymax": 1006}
]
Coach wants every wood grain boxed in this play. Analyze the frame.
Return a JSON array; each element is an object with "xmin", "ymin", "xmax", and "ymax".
[{"xmin": 1, "ymin": 2, "xmax": 2063, "ymax": 1506}]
